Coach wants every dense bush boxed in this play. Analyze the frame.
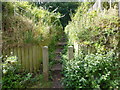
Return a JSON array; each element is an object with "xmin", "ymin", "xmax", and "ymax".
[
  {"xmin": 2, "ymin": 2, "xmax": 62, "ymax": 48},
  {"xmin": 62, "ymin": 51, "xmax": 120, "ymax": 89},
  {"xmin": 65, "ymin": 2, "xmax": 119, "ymax": 53}
]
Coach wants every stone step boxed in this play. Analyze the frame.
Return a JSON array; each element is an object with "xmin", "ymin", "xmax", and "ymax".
[
  {"xmin": 57, "ymin": 42, "xmax": 67, "ymax": 46},
  {"xmin": 59, "ymin": 38, "xmax": 67, "ymax": 42},
  {"xmin": 51, "ymin": 63, "xmax": 62, "ymax": 71},
  {"xmin": 55, "ymin": 52, "xmax": 61, "ymax": 54},
  {"xmin": 56, "ymin": 48, "xmax": 63, "ymax": 52},
  {"xmin": 57, "ymin": 46, "xmax": 65, "ymax": 49},
  {"xmin": 53, "ymin": 82, "xmax": 62, "ymax": 88},
  {"xmin": 55, "ymin": 48, "xmax": 63, "ymax": 54},
  {"xmin": 52, "ymin": 71, "xmax": 61, "ymax": 81},
  {"xmin": 54, "ymin": 55, "xmax": 61, "ymax": 61},
  {"xmin": 52, "ymin": 71, "xmax": 62, "ymax": 88}
]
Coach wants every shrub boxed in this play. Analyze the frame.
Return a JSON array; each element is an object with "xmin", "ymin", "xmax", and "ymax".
[
  {"xmin": 65, "ymin": 2, "xmax": 119, "ymax": 53},
  {"xmin": 2, "ymin": 2, "xmax": 63, "ymax": 48},
  {"xmin": 62, "ymin": 51, "xmax": 120, "ymax": 89}
]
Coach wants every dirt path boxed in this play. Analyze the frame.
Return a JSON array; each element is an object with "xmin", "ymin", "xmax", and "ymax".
[{"xmin": 51, "ymin": 33, "xmax": 67, "ymax": 88}]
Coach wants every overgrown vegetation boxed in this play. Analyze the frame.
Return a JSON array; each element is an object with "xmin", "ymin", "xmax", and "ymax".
[
  {"xmin": 2, "ymin": 2, "xmax": 62, "ymax": 88},
  {"xmin": 34, "ymin": 2, "xmax": 81, "ymax": 27},
  {"xmin": 63, "ymin": 2, "xmax": 120, "ymax": 89},
  {"xmin": 2, "ymin": 55, "xmax": 52, "ymax": 88},
  {"xmin": 65, "ymin": 2, "xmax": 119, "ymax": 54},
  {"xmin": 62, "ymin": 51, "xmax": 120, "ymax": 89},
  {"xmin": 2, "ymin": 2, "xmax": 62, "ymax": 49},
  {"xmin": 2, "ymin": 1, "xmax": 120, "ymax": 89}
]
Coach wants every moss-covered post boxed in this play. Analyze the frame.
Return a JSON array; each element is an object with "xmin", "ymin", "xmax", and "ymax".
[
  {"xmin": 68, "ymin": 46, "xmax": 74, "ymax": 60},
  {"xmin": 42, "ymin": 46, "xmax": 49, "ymax": 81}
]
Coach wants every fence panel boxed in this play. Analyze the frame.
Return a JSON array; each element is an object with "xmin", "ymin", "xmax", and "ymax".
[
  {"xmin": 29, "ymin": 46, "xmax": 33, "ymax": 72},
  {"xmin": 2, "ymin": 45, "xmax": 42, "ymax": 72}
]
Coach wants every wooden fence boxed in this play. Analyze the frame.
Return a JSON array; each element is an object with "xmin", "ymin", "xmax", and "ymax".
[
  {"xmin": 2, "ymin": 45, "xmax": 42, "ymax": 73},
  {"xmin": 73, "ymin": 41, "xmax": 96, "ymax": 56}
]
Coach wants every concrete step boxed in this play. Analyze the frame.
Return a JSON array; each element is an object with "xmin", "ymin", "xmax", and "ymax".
[{"xmin": 51, "ymin": 63, "xmax": 62, "ymax": 71}]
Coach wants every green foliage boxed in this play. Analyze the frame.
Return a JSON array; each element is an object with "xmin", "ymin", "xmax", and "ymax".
[
  {"xmin": 29, "ymin": 74, "xmax": 52, "ymax": 88},
  {"xmin": 62, "ymin": 51, "xmax": 120, "ymax": 89},
  {"xmin": 2, "ymin": 2, "xmax": 14, "ymax": 15},
  {"xmin": 34, "ymin": 2, "xmax": 81, "ymax": 27},
  {"xmin": 2, "ymin": 71, "xmax": 32, "ymax": 88},
  {"xmin": 2, "ymin": 3, "xmax": 61, "ymax": 88},
  {"xmin": 2, "ymin": 55, "xmax": 52, "ymax": 88},
  {"xmin": 2, "ymin": 15, "xmax": 35, "ymax": 47},
  {"xmin": 65, "ymin": 2, "xmax": 119, "ymax": 53},
  {"xmin": 2, "ymin": 55, "xmax": 27, "ymax": 88},
  {"xmin": 2, "ymin": 56, "xmax": 18, "ymax": 74},
  {"xmin": 14, "ymin": 2, "xmax": 62, "ymax": 28},
  {"xmin": 2, "ymin": 2, "xmax": 63, "ymax": 48}
]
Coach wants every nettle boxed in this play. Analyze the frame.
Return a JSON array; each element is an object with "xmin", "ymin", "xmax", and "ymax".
[{"xmin": 62, "ymin": 51, "xmax": 119, "ymax": 89}]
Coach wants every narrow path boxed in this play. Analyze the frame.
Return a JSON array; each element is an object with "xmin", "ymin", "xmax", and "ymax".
[{"xmin": 51, "ymin": 33, "xmax": 67, "ymax": 88}]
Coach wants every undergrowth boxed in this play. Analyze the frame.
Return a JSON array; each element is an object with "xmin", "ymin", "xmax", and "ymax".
[
  {"xmin": 2, "ymin": 55, "xmax": 52, "ymax": 88},
  {"xmin": 62, "ymin": 51, "xmax": 120, "ymax": 89}
]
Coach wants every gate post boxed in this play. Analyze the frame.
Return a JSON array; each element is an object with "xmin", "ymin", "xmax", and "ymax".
[
  {"xmin": 68, "ymin": 46, "xmax": 74, "ymax": 60},
  {"xmin": 42, "ymin": 46, "xmax": 49, "ymax": 81}
]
